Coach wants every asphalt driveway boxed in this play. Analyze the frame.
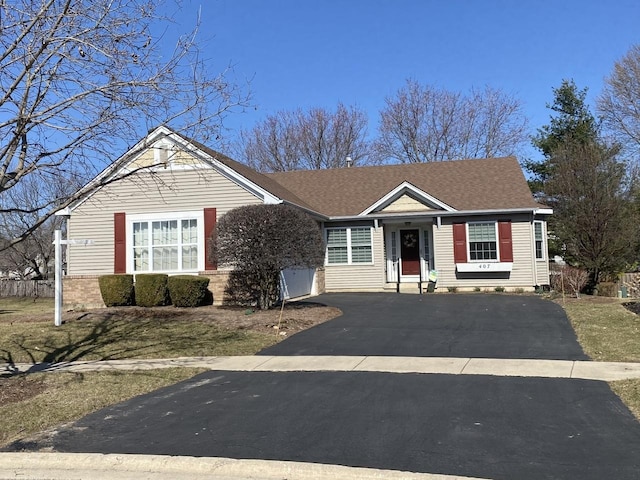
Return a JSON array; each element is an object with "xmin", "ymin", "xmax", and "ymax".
[
  {"xmin": 24, "ymin": 370, "xmax": 640, "ymax": 480},
  {"xmin": 261, "ymin": 293, "xmax": 589, "ymax": 360}
]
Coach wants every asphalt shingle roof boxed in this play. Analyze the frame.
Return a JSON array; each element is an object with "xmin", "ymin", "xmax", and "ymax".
[
  {"xmin": 177, "ymin": 131, "xmax": 541, "ymax": 218},
  {"xmin": 265, "ymin": 157, "xmax": 542, "ymax": 217}
]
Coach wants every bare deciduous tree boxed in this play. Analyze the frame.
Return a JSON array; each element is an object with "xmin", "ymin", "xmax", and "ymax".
[
  {"xmin": 550, "ymin": 265, "xmax": 589, "ymax": 298},
  {"xmin": 0, "ymin": 174, "xmax": 78, "ymax": 278},
  {"xmin": 238, "ymin": 103, "xmax": 371, "ymax": 172},
  {"xmin": 598, "ymin": 44, "xmax": 640, "ymax": 156},
  {"xmin": 374, "ymin": 80, "xmax": 529, "ymax": 163},
  {"xmin": 0, "ymin": 0, "xmax": 249, "ymax": 247}
]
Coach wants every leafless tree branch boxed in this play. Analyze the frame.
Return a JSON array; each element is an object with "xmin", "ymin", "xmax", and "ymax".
[
  {"xmin": 0, "ymin": 0, "xmax": 250, "ymax": 247},
  {"xmin": 373, "ymin": 80, "xmax": 529, "ymax": 163}
]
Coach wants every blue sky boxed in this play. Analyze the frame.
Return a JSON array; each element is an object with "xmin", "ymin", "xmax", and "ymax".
[{"xmin": 168, "ymin": 0, "xmax": 640, "ymax": 162}]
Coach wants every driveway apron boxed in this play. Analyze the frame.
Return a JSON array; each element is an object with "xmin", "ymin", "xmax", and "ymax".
[
  {"xmin": 260, "ymin": 293, "xmax": 589, "ymax": 360},
  {"xmin": 18, "ymin": 370, "xmax": 640, "ymax": 480}
]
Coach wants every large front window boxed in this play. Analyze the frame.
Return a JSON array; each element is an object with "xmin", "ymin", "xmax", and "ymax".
[
  {"xmin": 468, "ymin": 222, "xmax": 497, "ymax": 261},
  {"xmin": 132, "ymin": 218, "xmax": 199, "ymax": 272},
  {"xmin": 326, "ymin": 227, "xmax": 373, "ymax": 265}
]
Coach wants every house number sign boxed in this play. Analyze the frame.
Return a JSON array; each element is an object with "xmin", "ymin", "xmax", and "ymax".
[{"xmin": 456, "ymin": 262, "xmax": 513, "ymax": 273}]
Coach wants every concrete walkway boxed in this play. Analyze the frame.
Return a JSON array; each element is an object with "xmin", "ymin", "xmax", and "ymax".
[
  {"xmin": 4, "ymin": 355, "xmax": 640, "ymax": 381},
  {"xmin": 0, "ymin": 452, "xmax": 490, "ymax": 480}
]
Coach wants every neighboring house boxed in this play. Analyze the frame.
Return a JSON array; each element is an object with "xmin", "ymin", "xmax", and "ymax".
[{"xmin": 59, "ymin": 126, "xmax": 551, "ymax": 308}]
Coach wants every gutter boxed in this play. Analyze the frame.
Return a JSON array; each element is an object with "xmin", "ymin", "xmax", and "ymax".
[{"xmin": 325, "ymin": 207, "xmax": 553, "ymax": 222}]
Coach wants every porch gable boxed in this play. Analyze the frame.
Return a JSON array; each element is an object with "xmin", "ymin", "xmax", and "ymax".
[{"xmin": 361, "ymin": 181, "xmax": 456, "ymax": 215}]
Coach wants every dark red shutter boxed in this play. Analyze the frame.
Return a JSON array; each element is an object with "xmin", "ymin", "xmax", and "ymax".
[
  {"xmin": 114, "ymin": 212, "xmax": 126, "ymax": 274},
  {"xmin": 498, "ymin": 221, "xmax": 513, "ymax": 262},
  {"xmin": 204, "ymin": 208, "xmax": 217, "ymax": 270},
  {"xmin": 453, "ymin": 223, "xmax": 467, "ymax": 263}
]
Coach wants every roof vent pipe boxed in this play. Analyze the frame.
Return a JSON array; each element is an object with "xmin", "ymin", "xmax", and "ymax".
[{"xmin": 346, "ymin": 156, "xmax": 353, "ymax": 168}]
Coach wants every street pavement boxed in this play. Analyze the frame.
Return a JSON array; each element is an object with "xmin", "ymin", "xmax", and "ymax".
[{"xmin": 2, "ymin": 293, "xmax": 640, "ymax": 480}]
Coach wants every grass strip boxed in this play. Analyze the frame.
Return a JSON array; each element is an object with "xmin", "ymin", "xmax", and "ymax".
[
  {"xmin": 561, "ymin": 298, "xmax": 640, "ymax": 363},
  {"xmin": 0, "ymin": 368, "xmax": 204, "ymax": 447}
]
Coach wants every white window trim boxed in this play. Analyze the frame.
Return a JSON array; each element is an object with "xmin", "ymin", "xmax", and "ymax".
[
  {"xmin": 534, "ymin": 220, "xmax": 545, "ymax": 261},
  {"xmin": 126, "ymin": 210, "xmax": 205, "ymax": 274},
  {"xmin": 325, "ymin": 227, "xmax": 374, "ymax": 266},
  {"xmin": 466, "ymin": 221, "xmax": 500, "ymax": 263}
]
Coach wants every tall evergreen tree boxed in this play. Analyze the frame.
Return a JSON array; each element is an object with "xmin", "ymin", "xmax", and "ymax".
[
  {"xmin": 531, "ymin": 80, "xmax": 639, "ymax": 288},
  {"xmin": 525, "ymin": 80, "xmax": 599, "ymax": 196}
]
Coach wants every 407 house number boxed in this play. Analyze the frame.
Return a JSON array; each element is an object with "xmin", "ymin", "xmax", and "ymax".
[{"xmin": 457, "ymin": 262, "xmax": 512, "ymax": 273}]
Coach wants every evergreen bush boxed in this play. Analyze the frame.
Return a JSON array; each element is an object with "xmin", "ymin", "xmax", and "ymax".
[
  {"xmin": 168, "ymin": 275, "xmax": 210, "ymax": 307},
  {"xmin": 135, "ymin": 274, "xmax": 169, "ymax": 307},
  {"xmin": 98, "ymin": 275, "xmax": 134, "ymax": 306}
]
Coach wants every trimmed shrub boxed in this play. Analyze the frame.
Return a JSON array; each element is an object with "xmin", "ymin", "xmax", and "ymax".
[
  {"xmin": 168, "ymin": 275, "xmax": 210, "ymax": 307},
  {"xmin": 135, "ymin": 274, "xmax": 169, "ymax": 307},
  {"xmin": 98, "ymin": 275, "xmax": 134, "ymax": 307},
  {"xmin": 596, "ymin": 282, "xmax": 618, "ymax": 297}
]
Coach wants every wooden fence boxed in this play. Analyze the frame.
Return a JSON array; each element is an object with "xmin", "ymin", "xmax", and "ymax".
[
  {"xmin": 621, "ymin": 273, "xmax": 640, "ymax": 298},
  {"xmin": 0, "ymin": 279, "xmax": 55, "ymax": 298}
]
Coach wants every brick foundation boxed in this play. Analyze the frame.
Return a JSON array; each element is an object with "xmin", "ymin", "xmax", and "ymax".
[
  {"xmin": 63, "ymin": 275, "xmax": 105, "ymax": 309},
  {"xmin": 315, "ymin": 267, "xmax": 326, "ymax": 294},
  {"xmin": 198, "ymin": 270, "xmax": 232, "ymax": 305}
]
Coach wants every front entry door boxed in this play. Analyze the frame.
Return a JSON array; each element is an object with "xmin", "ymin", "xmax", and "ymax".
[{"xmin": 400, "ymin": 229, "xmax": 420, "ymax": 276}]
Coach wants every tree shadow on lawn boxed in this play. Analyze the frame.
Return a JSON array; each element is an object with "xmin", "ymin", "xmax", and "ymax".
[{"xmin": 1, "ymin": 312, "xmax": 185, "ymax": 374}]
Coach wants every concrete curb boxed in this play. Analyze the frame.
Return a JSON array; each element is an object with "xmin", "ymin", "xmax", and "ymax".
[
  {"xmin": 3, "ymin": 356, "xmax": 640, "ymax": 381},
  {"xmin": 0, "ymin": 452, "xmax": 490, "ymax": 480}
]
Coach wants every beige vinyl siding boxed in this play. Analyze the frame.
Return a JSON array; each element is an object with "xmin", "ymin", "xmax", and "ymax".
[
  {"xmin": 128, "ymin": 149, "xmax": 156, "ymax": 168},
  {"xmin": 378, "ymin": 194, "xmax": 433, "ymax": 213},
  {"xmin": 324, "ymin": 226, "xmax": 385, "ymax": 291},
  {"xmin": 433, "ymin": 215, "xmax": 537, "ymax": 289},
  {"xmin": 68, "ymin": 168, "xmax": 261, "ymax": 275},
  {"xmin": 536, "ymin": 260, "xmax": 550, "ymax": 286},
  {"xmin": 128, "ymin": 145, "xmax": 204, "ymax": 169}
]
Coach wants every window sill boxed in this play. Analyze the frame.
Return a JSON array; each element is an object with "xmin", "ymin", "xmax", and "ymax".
[
  {"xmin": 456, "ymin": 262, "xmax": 513, "ymax": 273},
  {"xmin": 325, "ymin": 262, "xmax": 375, "ymax": 267}
]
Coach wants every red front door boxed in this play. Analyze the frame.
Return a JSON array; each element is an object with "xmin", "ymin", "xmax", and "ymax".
[{"xmin": 400, "ymin": 229, "xmax": 420, "ymax": 276}]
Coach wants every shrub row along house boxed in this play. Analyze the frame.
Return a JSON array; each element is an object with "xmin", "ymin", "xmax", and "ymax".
[{"xmin": 59, "ymin": 126, "xmax": 551, "ymax": 308}]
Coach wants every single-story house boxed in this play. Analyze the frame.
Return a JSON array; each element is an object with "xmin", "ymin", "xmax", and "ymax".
[{"xmin": 60, "ymin": 126, "xmax": 551, "ymax": 308}]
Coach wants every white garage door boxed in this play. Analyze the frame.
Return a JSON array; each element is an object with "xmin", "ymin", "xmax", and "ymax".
[{"xmin": 280, "ymin": 268, "xmax": 316, "ymax": 299}]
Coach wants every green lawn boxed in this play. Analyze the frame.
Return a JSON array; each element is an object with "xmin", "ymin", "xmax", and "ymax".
[
  {"xmin": 0, "ymin": 306, "xmax": 276, "ymax": 364},
  {"xmin": 0, "ymin": 297, "xmax": 54, "ymax": 316},
  {"xmin": 562, "ymin": 297, "xmax": 640, "ymax": 362}
]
